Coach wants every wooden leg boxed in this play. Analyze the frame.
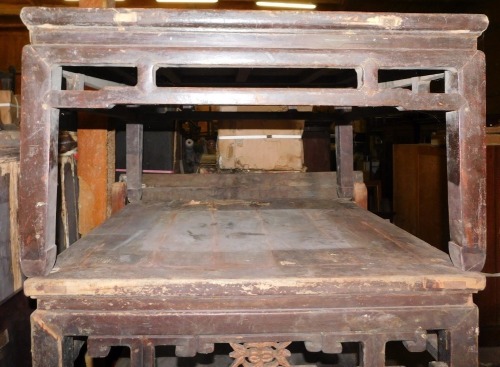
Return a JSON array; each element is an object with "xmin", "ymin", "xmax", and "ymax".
[
  {"xmin": 438, "ymin": 307, "xmax": 479, "ymax": 367},
  {"xmin": 31, "ymin": 311, "xmax": 73, "ymax": 367},
  {"xmin": 445, "ymin": 51, "xmax": 487, "ymax": 271},
  {"xmin": 18, "ymin": 46, "xmax": 60, "ymax": 277}
]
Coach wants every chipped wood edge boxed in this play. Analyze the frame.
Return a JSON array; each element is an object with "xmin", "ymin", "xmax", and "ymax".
[{"xmin": 23, "ymin": 273, "xmax": 486, "ymax": 298}]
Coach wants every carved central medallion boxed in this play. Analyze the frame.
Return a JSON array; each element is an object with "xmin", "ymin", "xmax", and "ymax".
[{"xmin": 229, "ymin": 342, "xmax": 292, "ymax": 367}]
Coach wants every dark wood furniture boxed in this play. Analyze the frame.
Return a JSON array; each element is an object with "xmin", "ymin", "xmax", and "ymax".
[{"xmin": 18, "ymin": 8, "xmax": 488, "ymax": 366}]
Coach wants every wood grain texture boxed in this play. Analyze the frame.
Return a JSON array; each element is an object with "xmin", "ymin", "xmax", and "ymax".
[
  {"xmin": 141, "ymin": 171, "xmax": 363, "ymax": 202},
  {"xmin": 111, "ymin": 181, "xmax": 127, "ymax": 215},
  {"xmin": 76, "ymin": 0, "xmax": 116, "ymax": 240},
  {"xmin": 77, "ymin": 113, "xmax": 112, "ymax": 236},
  {"xmin": 446, "ymin": 52, "xmax": 487, "ymax": 271},
  {"xmin": 393, "ymin": 144, "xmax": 449, "ymax": 252},
  {"xmin": 79, "ymin": 0, "xmax": 115, "ymax": 7},
  {"xmin": 24, "ymin": 173, "xmax": 485, "ymax": 298}
]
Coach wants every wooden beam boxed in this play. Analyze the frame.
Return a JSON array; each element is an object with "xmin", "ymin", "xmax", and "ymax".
[
  {"xmin": 0, "ymin": 4, "xmax": 24, "ymax": 16},
  {"xmin": 79, "ymin": 0, "xmax": 115, "ymax": 7},
  {"xmin": 378, "ymin": 73, "xmax": 444, "ymax": 90},
  {"xmin": 76, "ymin": 0, "xmax": 116, "ymax": 237},
  {"xmin": 77, "ymin": 114, "xmax": 113, "ymax": 235},
  {"xmin": 63, "ymin": 71, "xmax": 126, "ymax": 89}
]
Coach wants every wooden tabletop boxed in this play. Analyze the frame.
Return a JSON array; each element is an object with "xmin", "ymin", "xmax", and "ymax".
[{"xmin": 24, "ymin": 198, "xmax": 485, "ymax": 298}]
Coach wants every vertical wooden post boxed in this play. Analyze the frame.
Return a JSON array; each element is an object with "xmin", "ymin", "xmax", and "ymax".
[
  {"xmin": 77, "ymin": 114, "xmax": 114, "ymax": 236},
  {"xmin": 126, "ymin": 124, "xmax": 143, "ymax": 203},
  {"xmin": 77, "ymin": 0, "xmax": 115, "ymax": 236},
  {"xmin": 18, "ymin": 46, "xmax": 59, "ymax": 277},
  {"xmin": 445, "ymin": 52, "xmax": 487, "ymax": 271},
  {"xmin": 335, "ymin": 123, "xmax": 354, "ymax": 199}
]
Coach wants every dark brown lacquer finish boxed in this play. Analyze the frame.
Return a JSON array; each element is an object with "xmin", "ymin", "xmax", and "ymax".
[{"xmin": 19, "ymin": 7, "xmax": 488, "ymax": 367}]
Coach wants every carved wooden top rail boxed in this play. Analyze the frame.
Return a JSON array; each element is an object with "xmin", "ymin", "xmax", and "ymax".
[{"xmin": 19, "ymin": 7, "xmax": 487, "ymax": 277}]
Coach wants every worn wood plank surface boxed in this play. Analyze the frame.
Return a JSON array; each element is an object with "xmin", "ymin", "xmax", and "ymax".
[
  {"xmin": 141, "ymin": 171, "xmax": 363, "ymax": 202},
  {"xmin": 25, "ymin": 196, "xmax": 484, "ymax": 298}
]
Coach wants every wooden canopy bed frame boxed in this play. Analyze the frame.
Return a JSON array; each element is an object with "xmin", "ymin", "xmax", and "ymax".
[{"xmin": 18, "ymin": 7, "xmax": 488, "ymax": 366}]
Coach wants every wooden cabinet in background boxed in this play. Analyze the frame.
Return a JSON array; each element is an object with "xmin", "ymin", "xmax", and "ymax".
[
  {"xmin": 393, "ymin": 144, "xmax": 449, "ymax": 252},
  {"xmin": 475, "ymin": 145, "xmax": 500, "ymax": 345}
]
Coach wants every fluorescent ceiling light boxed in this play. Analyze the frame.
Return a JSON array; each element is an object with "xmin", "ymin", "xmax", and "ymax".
[
  {"xmin": 156, "ymin": 0, "xmax": 218, "ymax": 3},
  {"xmin": 256, "ymin": 1, "xmax": 316, "ymax": 9}
]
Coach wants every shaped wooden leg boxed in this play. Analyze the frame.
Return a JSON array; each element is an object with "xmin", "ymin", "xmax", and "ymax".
[
  {"xmin": 31, "ymin": 311, "xmax": 73, "ymax": 367},
  {"xmin": 437, "ymin": 307, "xmax": 479, "ymax": 367},
  {"xmin": 445, "ymin": 52, "xmax": 487, "ymax": 271},
  {"xmin": 19, "ymin": 46, "xmax": 60, "ymax": 277}
]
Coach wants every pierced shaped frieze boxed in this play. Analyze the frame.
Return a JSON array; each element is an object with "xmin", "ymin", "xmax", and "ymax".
[{"xmin": 229, "ymin": 342, "xmax": 292, "ymax": 367}]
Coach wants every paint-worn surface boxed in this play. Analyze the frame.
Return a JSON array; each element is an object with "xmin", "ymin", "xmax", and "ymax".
[
  {"xmin": 24, "ymin": 193, "xmax": 485, "ymax": 298},
  {"xmin": 18, "ymin": 7, "xmax": 488, "ymax": 367}
]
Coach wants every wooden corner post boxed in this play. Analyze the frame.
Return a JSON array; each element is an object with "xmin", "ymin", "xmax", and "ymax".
[
  {"xmin": 446, "ymin": 51, "xmax": 487, "ymax": 271},
  {"xmin": 18, "ymin": 47, "xmax": 60, "ymax": 277}
]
